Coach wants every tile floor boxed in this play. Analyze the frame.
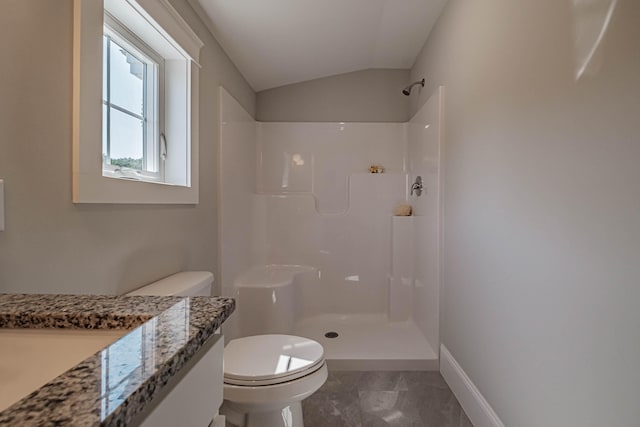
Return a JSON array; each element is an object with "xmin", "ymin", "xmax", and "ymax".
[{"xmin": 302, "ymin": 371, "xmax": 473, "ymax": 427}]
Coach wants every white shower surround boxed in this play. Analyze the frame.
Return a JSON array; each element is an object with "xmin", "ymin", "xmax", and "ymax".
[{"xmin": 219, "ymin": 87, "xmax": 443, "ymax": 370}]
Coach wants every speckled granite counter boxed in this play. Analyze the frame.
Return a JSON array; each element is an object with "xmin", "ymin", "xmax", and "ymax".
[{"xmin": 0, "ymin": 294, "xmax": 235, "ymax": 426}]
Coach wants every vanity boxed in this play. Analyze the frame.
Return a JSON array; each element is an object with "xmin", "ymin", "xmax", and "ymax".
[{"xmin": 0, "ymin": 293, "xmax": 235, "ymax": 426}]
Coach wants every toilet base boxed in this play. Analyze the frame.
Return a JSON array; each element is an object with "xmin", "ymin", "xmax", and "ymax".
[{"xmin": 221, "ymin": 400, "xmax": 303, "ymax": 427}]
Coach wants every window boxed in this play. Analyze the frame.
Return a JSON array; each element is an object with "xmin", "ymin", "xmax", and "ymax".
[
  {"xmin": 73, "ymin": 0, "xmax": 203, "ymax": 204},
  {"xmin": 103, "ymin": 17, "xmax": 164, "ymax": 182}
]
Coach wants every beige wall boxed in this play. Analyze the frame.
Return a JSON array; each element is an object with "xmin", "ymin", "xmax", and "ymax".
[
  {"xmin": 256, "ymin": 69, "xmax": 410, "ymax": 122},
  {"xmin": 0, "ymin": 0, "xmax": 255, "ymax": 294},
  {"xmin": 411, "ymin": 0, "xmax": 640, "ymax": 425}
]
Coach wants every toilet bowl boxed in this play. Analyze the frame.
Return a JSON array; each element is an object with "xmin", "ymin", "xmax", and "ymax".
[
  {"xmin": 127, "ymin": 269, "xmax": 326, "ymax": 427},
  {"xmin": 221, "ymin": 265, "xmax": 326, "ymax": 427},
  {"xmin": 220, "ymin": 334, "xmax": 327, "ymax": 427}
]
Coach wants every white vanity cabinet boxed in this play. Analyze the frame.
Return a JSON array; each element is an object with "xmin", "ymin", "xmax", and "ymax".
[{"xmin": 135, "ymin": 334, "xmax": 225, "ymax": 427}]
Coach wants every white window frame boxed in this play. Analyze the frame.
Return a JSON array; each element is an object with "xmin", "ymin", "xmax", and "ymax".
[
  {"xmin": 73, "ymin": 0, "xmax": 203, "ymax": 204},
  {"xmin": 103, "ymin": 14, "xmax": 164, "ymax": 182}
]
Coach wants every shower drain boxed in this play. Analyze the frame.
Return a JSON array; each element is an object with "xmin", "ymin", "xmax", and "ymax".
[{"xmin": 324, "ymin": 331, "xmax": 339, "ymax": 339}]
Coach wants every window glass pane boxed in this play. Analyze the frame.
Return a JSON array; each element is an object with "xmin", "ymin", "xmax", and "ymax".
[
  {"xmin": 109, "ymin": 40, "xmax": 145, "ymax": 116},
  {"xmin": 109, "ymin": 107, "xmax": 144, "ymax": 170},
  {"xmin": 102, "ymin": 104, "xmax": 108, "ymax": 162},
  {"xmin": 102, "ymin": 35, "xmax": 108, "ymax": 100}
]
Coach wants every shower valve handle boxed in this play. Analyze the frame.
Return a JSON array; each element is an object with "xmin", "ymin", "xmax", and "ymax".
[{"xmin": 410, "ymin": 176, "xmax": 424, "ymax": 196}]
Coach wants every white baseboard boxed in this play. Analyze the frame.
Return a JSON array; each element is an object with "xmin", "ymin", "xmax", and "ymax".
[{"xmin": 440, "ymin": 345, "xmax": 505, "ymax": 427}]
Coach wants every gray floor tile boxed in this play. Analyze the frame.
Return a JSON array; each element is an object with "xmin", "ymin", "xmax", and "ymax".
[
  {"xmin": 459, "ymin": 411, "xmax": 474, "ymax": 427},
  {"xmin": 303, "ymin": 391, "xmax": 362, "ymax": 427},
  {"xmin": 355, "ymin": 371, "xmax": 410, "ymax": 392},
  {"xmin": 361, "ymin": 411, "xmax": 423, "ymax": 427},
  {"xmin": 321, "ymin": 370, "xmax": 365, "ymax": 393},
  {"xmin": 359, "ymin": 390, "xmax": 422, "ymax": 426},
  {"xmin": 302, "ymin": 371, "xmax": 473, "ymax": 427},
  {"xmin": 415, "ymin": 386, "xmax": 467, "ymax": 427},
  {"xmin": 402, "ymin": 371, "xmax": 450, "ymax": 390}
]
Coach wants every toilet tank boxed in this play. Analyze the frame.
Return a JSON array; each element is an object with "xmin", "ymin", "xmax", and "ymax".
[{"xmin": 127, "ymin": 271, "xmax": 214, "ymax": 297}]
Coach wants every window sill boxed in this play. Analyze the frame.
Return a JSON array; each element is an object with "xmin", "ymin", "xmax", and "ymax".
[{"xmin": 74, "ymin": 172, "xmax": 198, "ymax": 204}]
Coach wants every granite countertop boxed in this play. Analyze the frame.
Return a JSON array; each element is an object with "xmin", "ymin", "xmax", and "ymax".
[{"xmin": 0, "ymin": 293, "xmax": 235, "ymax": 426}]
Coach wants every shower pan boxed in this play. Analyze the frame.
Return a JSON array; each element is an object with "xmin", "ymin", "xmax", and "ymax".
[{"xmin": 218, "ymin": 86, "xmax": 445, "ymax": 370}]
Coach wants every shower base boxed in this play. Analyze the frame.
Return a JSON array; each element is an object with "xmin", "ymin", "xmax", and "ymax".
[{"xmin": 293, "ymin": 313, "xmax": 438, "ymax": 371}]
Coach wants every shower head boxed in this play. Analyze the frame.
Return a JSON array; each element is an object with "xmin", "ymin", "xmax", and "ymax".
[{"xmin": 402, "ymin": 78, "xmax": 425, "ymax": 96}]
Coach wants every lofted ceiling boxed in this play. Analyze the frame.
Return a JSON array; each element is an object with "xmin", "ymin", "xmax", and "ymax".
[{"xmin": 191, "ymin": 0, "xmax": 448, "ymax": 92}]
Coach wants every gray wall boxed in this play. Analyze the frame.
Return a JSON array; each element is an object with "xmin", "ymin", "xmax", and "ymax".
[
  {"xmin": 411, "ymin": 0, "xmax": 640, "ymax": 425},
  {"xmin": 0, "ymin": 0, "xmax": 255, "ymax": 295},
  {"xmin": 256, "ymin": 69, "xmax": 410, "ymax": 122}
]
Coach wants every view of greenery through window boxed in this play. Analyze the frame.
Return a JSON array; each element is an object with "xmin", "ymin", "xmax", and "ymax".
[{"xmin": 109, "ymin": 156, "xmax": 143, "ymax": 170}]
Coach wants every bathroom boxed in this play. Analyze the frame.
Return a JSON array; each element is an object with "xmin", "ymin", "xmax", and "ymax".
[{"xmin": 1, "ymin": 0, "xmax": 640, "ymax": 426}]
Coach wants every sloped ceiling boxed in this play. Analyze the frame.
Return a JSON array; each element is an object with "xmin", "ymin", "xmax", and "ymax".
[{"xmin": 191, "ymin": 0, "xmax": 448, "ymax": 91}]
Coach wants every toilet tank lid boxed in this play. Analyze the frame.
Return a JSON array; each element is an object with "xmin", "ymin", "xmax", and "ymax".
[{"xmin": 126, "ymin": 271, "xmax": 213, "ymax": 296}]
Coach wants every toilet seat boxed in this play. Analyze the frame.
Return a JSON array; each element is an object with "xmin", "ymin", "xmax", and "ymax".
[{"xmin": 224, "ymin": 335, "xmax": 325, "ymax": 386}]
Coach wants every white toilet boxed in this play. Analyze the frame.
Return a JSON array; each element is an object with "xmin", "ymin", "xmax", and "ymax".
[{"xmin": 127, "ymin": 270, "xmax": 327, "ymax": 427}]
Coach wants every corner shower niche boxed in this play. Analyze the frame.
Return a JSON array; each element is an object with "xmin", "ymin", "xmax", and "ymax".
[{"xmin": 219, "ymin": 87, "xmax": 444, "ymax": 370}]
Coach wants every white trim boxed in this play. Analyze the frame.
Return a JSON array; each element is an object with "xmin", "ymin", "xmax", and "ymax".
[
  {"xmin": 74, "ymin": 172, "xmax": 198, "ymax": 204},
  {"xmin": 186, "ymin": 0, "xmax": 215, "ymax": 47},
  {"xmin": 113, "ymin": 0, "xmax": 203, "ymax": 64},
  {"xmin": 157, "ymin": 0, "xmax": 203, "ymax": 61},
  {"xmin": 440, "ymin": 345, "xmax": 505, "ymax": 427},
  {"xmin": 73, "ymin": 0, "xmax": 200, "ymax": 204},
  {"xmin": 437, "ymin": 85, "xmax": 447, "ymax": 356},
  {"xmin": 73, "ymin": 0, "xmax": 103, "ymax": 200},
  {"xmin": 0, "ymin": 179, "xmax": 4, "ymax": 231}
]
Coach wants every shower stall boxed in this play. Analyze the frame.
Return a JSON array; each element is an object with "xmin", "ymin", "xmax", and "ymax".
[{"xmin": 218, "ymin": 86, "xmax": 444, "ymax": 370}]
